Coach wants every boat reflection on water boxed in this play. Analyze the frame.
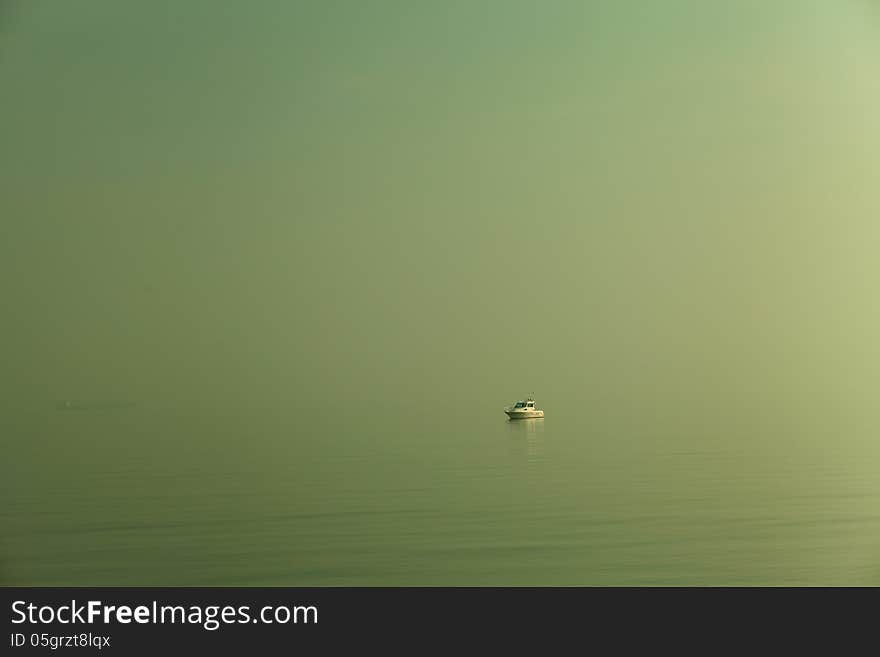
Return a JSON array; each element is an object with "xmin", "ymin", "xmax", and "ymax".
[{"xmin": 506, "ymin": 417, "xmax": 546, "ymax": 463}]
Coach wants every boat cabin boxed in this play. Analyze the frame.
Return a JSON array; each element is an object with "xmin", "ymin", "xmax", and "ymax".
[{"xmin": 513, "ymin": 400, "xmax": 536, "ymax": 409}]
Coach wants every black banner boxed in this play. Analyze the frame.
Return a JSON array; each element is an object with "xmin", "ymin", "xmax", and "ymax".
[{"xmin": 0, "ymin": 587, "xmax": 868, "ymax": 653}]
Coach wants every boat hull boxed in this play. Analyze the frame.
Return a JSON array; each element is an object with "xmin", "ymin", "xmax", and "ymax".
[{"xmin": 505, "ymin": 410, "xmax": 544, "ymax": 419}]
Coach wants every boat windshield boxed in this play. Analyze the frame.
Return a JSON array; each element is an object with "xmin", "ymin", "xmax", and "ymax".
[{"xmin": 514, "ymin": 402, "xmax": 525, "ymax": 408}]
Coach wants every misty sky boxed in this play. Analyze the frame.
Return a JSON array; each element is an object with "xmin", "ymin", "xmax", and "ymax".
[{"xmin": 3, "ymin": 1, "xmax": 880, "ymax": 426}]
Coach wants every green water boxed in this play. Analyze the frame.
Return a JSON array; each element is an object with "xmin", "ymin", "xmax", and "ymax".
[{"xmin": 5, "ymin": 399, "xmax": 880, "ymax": 585}]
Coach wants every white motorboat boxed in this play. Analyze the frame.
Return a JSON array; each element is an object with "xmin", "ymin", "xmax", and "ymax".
[{"xmin": 504, "ymin": 397, "xmax": 544, "ymax": 419}]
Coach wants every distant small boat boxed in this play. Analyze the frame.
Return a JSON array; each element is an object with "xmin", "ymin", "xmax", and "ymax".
[
  {"xmin": 504, "ymin": 397, "xmax": 544, "ymax": 419},
  {"xmin": 56, "ymin": 400, "xmax": 136, "ymax": 411}
]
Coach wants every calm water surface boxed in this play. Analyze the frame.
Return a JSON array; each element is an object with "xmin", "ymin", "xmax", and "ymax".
[{"xmin": 5, "ymin": 400, "xmax": 880, "ymax": 585}]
